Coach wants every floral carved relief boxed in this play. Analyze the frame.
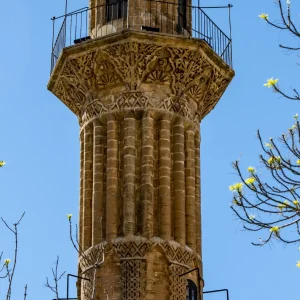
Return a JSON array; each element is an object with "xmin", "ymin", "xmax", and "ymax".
[{"xmin": 51, "ymin": 39, "xmax": 233, "ymax": 124}]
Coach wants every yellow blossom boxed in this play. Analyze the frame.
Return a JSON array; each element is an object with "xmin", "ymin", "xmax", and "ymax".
[
  {"xmin": 245, "ymin": 177, "xmax": 256, "ymax": 185},
  {"xmin": 294, "ymin": 113, "xmax": 298, "ymax": 120},
  {"xmin": 265, "ymin": 142, "xmax": 274, "ymax": 148},
  {"xmin": 296, "ymin": 160, "xmax": 300, "ymax": 165},
  {"xmin": 264, "ymin": 78, "xmax": 279, "ymax": 88},
  {"xmin": 247, "ymin": 166, "xmax": 256, "ymax": 173},
  {"xmin": 270, "ymin": 226, "xmax": 280, "ymax": 233},
  {"xmin": 296, "ymin": 261, "xmax": 300, "ymax": 268},
  {"xmin": 229, "ymin": 183, "xmax": 244, "ymax": 192},
  {"xmin": 293, "ymin": 200, "xmax": 299, "ymax": 206},
  {"xmin": 67, "ymin": 214, "xmax": 73, "ymax": 221},
  {"xmin": 268, "ymin": 156, "xmax": 281, "ymax": 165},
  {"xmin": 278, "ymin": 203, "xmax": 286, "ymax": 211},
  {"xmin": 259, "ymin": 13, "xmax": 269, "ymax": 20},
  {"xmin": 0, "ymin": 161, "xmax": 6, "ymax": 168},
  {"xmin": 249, "ymin": 214, "xmax": 255, "ymax": 220},
  {"xmin": 4, "ymin": 259, "xmax": 10, "ymax": 267}
]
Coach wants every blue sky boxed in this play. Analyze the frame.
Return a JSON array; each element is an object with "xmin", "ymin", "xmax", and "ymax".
[{"xmin": 0, "ymin": 0, "xmax": 299, "ymax": 299}]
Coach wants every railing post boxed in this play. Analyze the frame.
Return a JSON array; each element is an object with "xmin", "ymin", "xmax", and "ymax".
[
  {"xmin": 228, "ymin": 4, "xmax": 233, "ymax": 67},
  {"xmin": 51, "ymin": 17, "xmax": 55, "ymax": 73},
  {"xmin": 67, "ymin": 274, "xmax": 90, "ymax": 300}
]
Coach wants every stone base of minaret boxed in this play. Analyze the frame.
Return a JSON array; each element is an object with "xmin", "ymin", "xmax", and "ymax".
[{"xmin": 80, "ymin": 237, "xmax": 202, "ymax": 299}]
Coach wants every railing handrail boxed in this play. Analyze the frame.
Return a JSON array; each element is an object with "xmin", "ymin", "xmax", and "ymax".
[
  {"xmin": 50, "ymin": 0, "xmax": 233, "ymax": 72},
  {"xmin": 52, "ymin": 1, "xmax": 231, "ymax": 41},
  {"xmin": 197, "ymin": 5, "xmax": 231, "ymax": 41}
]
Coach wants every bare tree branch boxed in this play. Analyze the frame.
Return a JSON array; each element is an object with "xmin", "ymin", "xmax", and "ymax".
[
  {"xmin": 0, "ymin": 212, "xmax": 25, "ymax": 300},
  {"xmin": 24, "ymin": 284, "xmax": 28, "ymax": 300},
  {"xmin": 45, "ymin": 256, "xmax": 66, "ymax": 300},
  {"xmin": 230, "ymin": 121, "xmax": 300, "ymax": 246}
]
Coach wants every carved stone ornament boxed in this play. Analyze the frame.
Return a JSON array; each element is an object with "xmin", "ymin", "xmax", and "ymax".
[
  {"xmin": 48, "ymin": 31, "xmax": 234, "ymax": 127},
  {"xmin": 78, "ymin": 238, "xmax": 201, "ymax": 300}
]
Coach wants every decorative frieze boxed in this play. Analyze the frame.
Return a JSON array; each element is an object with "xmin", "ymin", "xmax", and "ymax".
[{"xmin": 49, "ymin": 32, "xmax": 234, "ymax": 126}]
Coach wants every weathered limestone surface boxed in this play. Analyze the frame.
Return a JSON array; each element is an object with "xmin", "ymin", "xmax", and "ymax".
[{"xmin": 48, "ymin": 30, "xmax": 234, "ymax": 300}]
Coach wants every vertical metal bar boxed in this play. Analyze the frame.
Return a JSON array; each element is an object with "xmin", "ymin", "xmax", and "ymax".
[
  {"xmin": 70, "ymin": 15, "xmax": 72, "ymax": 46},
  {"xmin": 206, "ymin": 14, "xmax": 208, "ymax": 43},
  {"xmin": 75, "ymin": 13, "xmax": 78, "ymax": 40},
  {"xmin": 212, "ymin": 21, "xmax": 215, "ymax": 52},
  {"xmin": 64, "ymin": 0, "xmax": 68, "ymax": 48},
  {"xmin": 217, "ymin": 28, "xmax": 219, "ymax": 55},
  {"xmin": 51, "ymin": 17, "xmax": 55, "ymax": 72},
  {"xmin": 86, "ymin": 9, "xmax": 88, "ymax": 38},
  {"xmin": 200, "ymin": 9, "xmax": 202, "ymax": 39},
  {"xmin": 218, "ymin": 28, "xmax": 220, "ymax": 56},
  {"xmin": 64, "ymin": 17, "xmax": 67, "ymax": 47},
  {"xmin": 80, "ymin": 12, "xmax": 83, "ymax": 39},
  {"xmin": 202, "ymin": 10, "xmax": 204, "ymax": 40},
  {"xmin": 197, "ymin": 7, "xmax": 199, "ymax": 39},
  {"xmin": 65, "ymin": 0, "xmax": 68, "ymax": 15},
  {"xmin": 229, "ymin": 4, "xmax": 233, "ymax": 67}
]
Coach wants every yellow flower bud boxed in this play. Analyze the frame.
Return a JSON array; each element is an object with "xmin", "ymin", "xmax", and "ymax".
[
  {"xmin": 270, "ymin": 226, "xmax": 280, "ymax": 233},
  {"xmin": 4, "ymin": 259, "xmax": 10, "ymax": 267},
  {"xmin": 258, "ymin": 13, "xmax": 269, "ymax": 20},
  {"xmin": 264, "ymin": 78, "xmax": 278, "ymax": 88}
]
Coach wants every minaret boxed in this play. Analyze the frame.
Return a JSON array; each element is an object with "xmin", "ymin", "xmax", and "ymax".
[{"xmin": 48, "ymin": 0, "xmax": 234, "ymax": 299}]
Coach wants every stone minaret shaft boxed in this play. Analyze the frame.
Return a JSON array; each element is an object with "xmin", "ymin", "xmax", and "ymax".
[
  {"xmin": 79, "ymin": 112, "xmax": 201, "ymax": 248},
  {"xmin": 48, "ymin": 1, "xmax": 234, "ymax": 298}
]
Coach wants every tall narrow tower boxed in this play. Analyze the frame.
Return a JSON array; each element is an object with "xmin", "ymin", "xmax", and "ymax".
[{"xmin": 48, "ymin": 1, "xmax": 234, "ymax": 299}]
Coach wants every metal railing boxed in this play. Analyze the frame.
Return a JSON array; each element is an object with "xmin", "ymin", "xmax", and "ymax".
[{"xmin": 50, "ymin": 1, "xmax": 232, "ymax": 72}]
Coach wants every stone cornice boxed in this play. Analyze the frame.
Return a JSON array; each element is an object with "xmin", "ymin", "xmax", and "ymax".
[{"xmin": 48, "ymin": 30, "xmax": 234, "ymax": 125}]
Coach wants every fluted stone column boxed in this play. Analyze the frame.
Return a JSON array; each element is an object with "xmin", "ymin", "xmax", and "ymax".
[
  {"xmin": 185, "ymin": 128, "xmax": 196, "ymax": 251},
  {"xmin": 123, "ymin": 115, "xmax": 136, "ymax": 237},
  {"xmin": 159, "ymin": 116, "xmax": 171, "ymax": 241},
  {"xmin": 173, "ymin": 119, "xmax": 185, "ymax": 245},
  {"xmin": 141, "ymin": 112, "xmax": 154, "ymax": 238},
  {"xmin": 79, "ymin": 131, "xmax": 84, "ymax": 249},
  {"xmin": 195, "ymin": 129, "xmax": 201, "ymax": 255},
  {"xmin": 83, "ymin": 124, "xmax": 93, "ymax": 251},
  {"xmin": 92, "ymin": 120, "xmax": 104, "ymax": 246},
  {"xmin": 106, "ymin": 116, "xmax": 119, "ymax": 241}
]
